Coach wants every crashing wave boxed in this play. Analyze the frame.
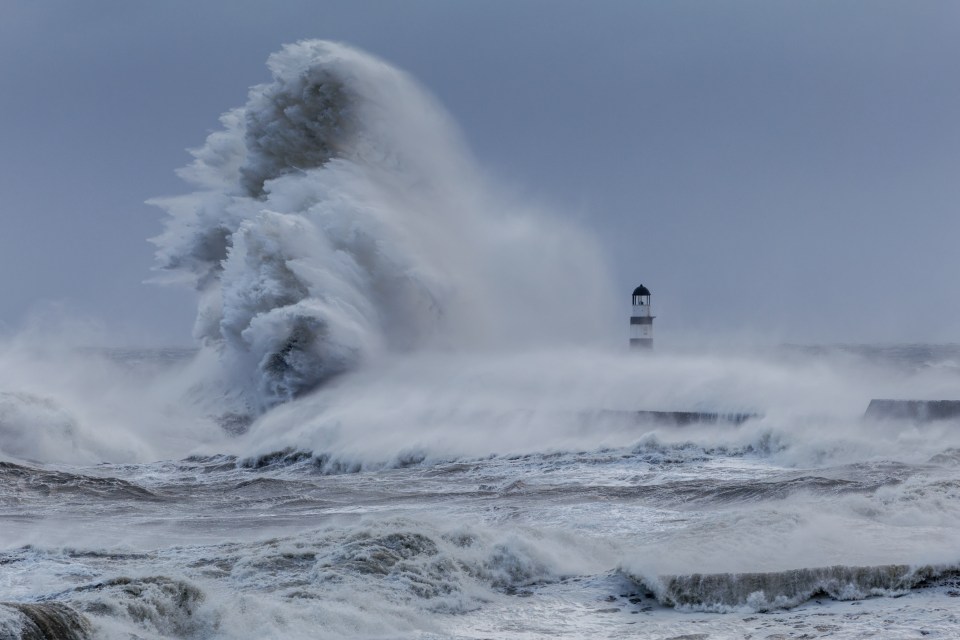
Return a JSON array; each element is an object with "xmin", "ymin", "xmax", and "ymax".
[
  {"xmin": 627, "ymin": 563, "xmax": 960, "ymax": 612},
  {"xmin": 0, "ymin": 461, "xmax": 161, "ymax": 501},
  {"xmin": 0, "ymin": 602, "xmax": 91, "ymax": 640},
  {"xmin": 152, "ymin": 40, "xmax": 613, "ymax": 414}
]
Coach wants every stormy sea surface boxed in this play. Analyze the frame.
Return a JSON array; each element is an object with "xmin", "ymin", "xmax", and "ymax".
[
  {"xmin": 4, "ymin": 41, "xmax": 960, "ymax": 638},
  {"xmin": 2, "ymin": 344, "xmax": 960, "ymax": 639}
]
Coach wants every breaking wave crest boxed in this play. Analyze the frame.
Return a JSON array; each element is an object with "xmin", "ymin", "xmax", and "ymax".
[
  {"xmin": 2, "ymin": 520, "xmax": 605, "ymax": 639},
  {"xmin": 627, "ymin": 563, "xmax": 960, "ymax": 612},
  {"xmin": 152, "ymin": 40, "xmax": 614, "ymax": 414},
  {"xmin": 0, "ymin": 602, "xmax": 91, "ymax": 640}
]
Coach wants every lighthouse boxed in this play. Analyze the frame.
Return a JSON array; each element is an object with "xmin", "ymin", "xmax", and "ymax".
[{"xmin": 630, "ymin": 285, "xmax": 654, "ymax": 350}]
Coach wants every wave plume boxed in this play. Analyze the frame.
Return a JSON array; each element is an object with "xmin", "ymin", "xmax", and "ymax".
[{"xmin": 152, "ymin": 40, "xmax": 615, "ymax": 413}]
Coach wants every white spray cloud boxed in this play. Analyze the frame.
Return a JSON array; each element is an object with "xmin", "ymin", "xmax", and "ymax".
[
  {"xmin": 228, "ymin": 344, "xmax": 960, "ymax": 470},
  {"xmin": 151, "ymin": 40, "xmax": 617, "ymax": 414},
  {"xmin": 6, "ymin": 42, "xmax": 958, "ymax": 470}
]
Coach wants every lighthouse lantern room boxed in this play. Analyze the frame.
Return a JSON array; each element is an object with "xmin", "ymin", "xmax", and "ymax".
[{"xmin": 630, "ymin": 284, "xmax": 654, "ymax": 350}]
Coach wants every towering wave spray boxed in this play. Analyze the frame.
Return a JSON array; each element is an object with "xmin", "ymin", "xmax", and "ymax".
[{"xmin": 152, "ymin": 41, "xmax": 615, "ymax": 413}]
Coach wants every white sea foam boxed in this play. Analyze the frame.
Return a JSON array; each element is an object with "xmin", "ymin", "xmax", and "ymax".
[{"xmin": 1, "ymin": 516, "xmax": 616, "ymax": 639}]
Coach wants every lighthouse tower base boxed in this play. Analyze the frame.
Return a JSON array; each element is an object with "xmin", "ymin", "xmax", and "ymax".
[{"xmin": 630, "ymin": 338, "xmax": 653, "ymax": 350}]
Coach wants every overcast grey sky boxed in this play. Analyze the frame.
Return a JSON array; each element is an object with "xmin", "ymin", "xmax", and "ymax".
[{"xmin": 1, "ymin": 1, "xmax": 958, "ymax": 345}]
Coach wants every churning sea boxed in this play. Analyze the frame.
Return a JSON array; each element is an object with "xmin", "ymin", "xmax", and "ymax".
[{"xmin": 2, "ymin": 344, "xmax": 960, "ymax": 639}]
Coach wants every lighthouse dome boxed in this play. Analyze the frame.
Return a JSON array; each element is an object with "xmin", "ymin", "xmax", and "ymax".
[{"xmin": 632, "ymin": 285, "xmax": 650, "ymax": 297}]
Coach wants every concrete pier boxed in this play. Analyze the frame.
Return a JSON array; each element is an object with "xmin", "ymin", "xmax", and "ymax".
[
  {"xmin": 864, "ymin": 399, "xmax": 960, "ymax": 422},
  {"xmin": 598, "ymin": 410, "xmax": 759, "ymax": 426}
]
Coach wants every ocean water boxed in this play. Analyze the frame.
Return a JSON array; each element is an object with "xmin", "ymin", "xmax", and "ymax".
[
  {"xmin": 2, "ymin": 344, "xmax": 960, "ymax": 639},
  {"xmin": 3, "ymin": 41, "xmax": 960, "ymax": 638}
]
